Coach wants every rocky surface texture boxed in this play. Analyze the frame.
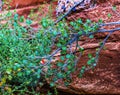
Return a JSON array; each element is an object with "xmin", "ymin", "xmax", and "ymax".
[
  {"xmin": 0, "ymin": 0, "xmax": 120, "ymax": 94},
  {"xmin": 6, "ymin": 0, "xmax": 50, "ymax": 8},
  {"xmin": 56, "ymin": 0, "xmax": 120, "ymax": 94},
  {"xmin": 57, "ymin": 42, "xmax": 120, "ymax": 94},
  {"xmin": 1, "ymin": 0, "xmax": 57, "ymax": 26}
]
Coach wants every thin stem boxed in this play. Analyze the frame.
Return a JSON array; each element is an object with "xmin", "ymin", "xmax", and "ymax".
[
  {"xmin": 99, "ymin": 21, "xmax": 120, "ymax": 27},
  {"xmin": 54, "ymin": 0, "xmax": 85, "ymax": 24},
  {"xmin": 85, "ymin": 31, "xmax": 113, "ymax": 71}
]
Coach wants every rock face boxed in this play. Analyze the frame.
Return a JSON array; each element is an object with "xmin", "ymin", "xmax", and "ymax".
[
  {"xmin": 58, "ymin": 41, "xmax": 120, "ymax": 94},
  {"xmin": 56, "ymin": 0, "xmax": 120, "ymax": 94},
  {"xmin": 7, "ymin": 0, "xmax": 50, "ymax": 8}
]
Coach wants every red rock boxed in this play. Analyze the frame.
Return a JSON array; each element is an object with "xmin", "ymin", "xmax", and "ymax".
[
  {"xmin": 7, "ymin": 0, "xmax": 50, "ymax": 8},
  {"xmin": 55, "ymin": 0, "xmax": 120, "ymax": 94},
  {"xmin": 57, "ymin": 41, "xmax": 120, "ymax": 94}
]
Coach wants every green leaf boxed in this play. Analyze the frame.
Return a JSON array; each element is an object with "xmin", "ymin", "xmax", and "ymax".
[
  {"xmin": 98, "ymin": 19, "xmax": 103, "ymax": 23},
  {"xmin": 53, "ymin": 77, "xmax": 58, "ymax": 82},
  {"xmin": 70, "ymin": 21, "xmax": 74, "ymax": 26},
  {"xmin": 99, "ymin": 42, "xmax": 103, "ymax": 46},
  {"xmin": 19, "ymin": 16, "xmax": 24, "ymax": 22},
  {"xmin": 64, "ymin": 81, "xmax": 69, "ymax": 86},
  {"xmin": 66, "ymin": 54, "xmax": 71, "ymax": 59},
  {"xmin": 6, "ymin": 11, "xmax": 12, "ymax": 17},
  {"xmin": 26, "ymin": 19, "xmax": 32, "ymax": 25},
  {"xmin": 57, "ymin": 62, "xmax": 63, "ymax": 67},
  {"xmin": 87, "ymin": 60, "xmax": 92, "ymax": 65},
  {"xmin": 17, "ymin": 72, "xmax": 23, "ymax": 77},
  {"xmin": 79, "ymin": 73, "xmax": 83, "ymax": 78},
  {"xmin": 14, "ymin": 13, "xmax": 19, "ymax": 21},
  {"xmin": 53, "ymin": 31, "xmax": 57, "ymax": 35},
  {"xmin": 23, "ymin": 60, "xmax": 28, "ymax": 64},
  {"xmin": 71, "ymin": 68, "xmax": 75, "ymax": 72},
  {"xmin": 89, "ymin": 35, "xmax": 94, "ymax": 39},
  {"xmin": 80, "ymin": 69, "xmax": 84, "ymax": 74},
  {"xmin": 37, "ymin": 75, "xmax": 41, "ymax": 79},
  {"xmin": 15, "ymin": 63, "xmax": 21, "ymax": 68},
  {"xmin": 112, "ymin": 6, "xmax": 116, "ymax": 11},
  {"xmin": 13, "ymin": 22, "xmax": 18, "ymax": 27},
  {"xmin": 88, "ymin": 53, "xmax": 92, "ymax": 59},
  {"xmin": 86, "ymin": 19, "xmax": 91, "ymax": 24},
  {"xmin": 26, "ymin": 70, "xmax": 31, "ymax": 75},
  {"xmin": 21, "ymin": 27, "xmax": 27, "ymax": 32},
  {"xmin": 62, "ymin": 46, "xmax": 67, "ymax": 51},
  {"xmin": 78, "ymin": 31, "xmax": 83, "ymax": 35},
  {"xmin": 81, "ymin": 66, "xmax": 86, "ymax": 70},
  {"xmin": 74, "ymin": 25, "xmax": 79, "ymax": 30},
  {"xmin": 14, "ymin": 14, "xmax": 19, "ymax": 18},
  {"xmin": 8, "ymin": 75, "xmax": 12, "ymax": 80},
  {"xmin": 57, "ymin": 43, "xmax": 61, "ymax": 47},
  {"xmin": 79, "ymin": 47, "xmax": 84, "ymax": 52},
  {"xmin": 57, "ymin": 72, "xmax": 63, "ymax": 79},
  {"xmin": 60, "ymin": 56, "xmax": 65, "ymax": 61},
  {"xmin": 47, "ymin": 91, "xmax": 52, "ymax": 95},
  {"xmin": 67, "ymin": 65, "xmax": 72, "ymax": 70},
  {"xmin": 87, "ymin": 57, "xmax": 95, "ymax": 65},
  {"xmin": 79, "ymin": 66, "xmax": 86, "ymax": 78},
  {"xmin": 66, "ymin": 71, "xmax": 71, "ymax": 75},
  {"xmin": 6, "ymin": 68, "xmax": 12, "ymax": 74},
  {"xmin": 50, "ymin": 82, "xmax": 55, "ymax": 87},
  {"xmin": 77, "ymin": 19, "xmax": 82, "ymax": 24},
  {"xmin": 42, "ymin": 22, "xmax": 48, "ymax": 28},
  {"xmin": 91, "ymin": 57, "xmax": 95, "ymax": 63},
  {"xmin": 107, "ymin": 13, "xmax": 112, "ymax": 18},
  {"xmin": 63, "ymin": 33, "xmax": 68, "ymax": 37},
  {"xmin": 37, "ymin": 69, "xmax": 41, "ymax": 74}
]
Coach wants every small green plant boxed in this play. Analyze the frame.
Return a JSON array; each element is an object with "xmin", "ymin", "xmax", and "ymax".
[
  {"xmin": 107, "ymin": 13, "xmax": 112, "ymax": 18},
  {"xmin": 112, "ymin": 6, "xmax": 117, "ymax": 11}
]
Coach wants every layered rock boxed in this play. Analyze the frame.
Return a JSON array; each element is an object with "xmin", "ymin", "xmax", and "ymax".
[
  {"xmin": 57, "ymin": 40, "xmax": 120, "ymax": 94},
  {"xmin": 6, "ymin": 0, "xmax": 50, "ymax": 8},
  {"xmin": 56, "ymin": 0, "xmax": 120, "ymax": 94}
]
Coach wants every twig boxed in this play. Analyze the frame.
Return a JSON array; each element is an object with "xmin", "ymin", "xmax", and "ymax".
[
  {"xmin": 97, "ymin": 28, "xmax": 120, "ymax": 33},
  {"xmin": 99, "ymin": 21, "xmax": 120, "ymax": 27},
  {"xmin": 85, "ymin": 31, "xmax": 113, "ymax": 71},
  {"xmin": 54, "ymin": 0, "xmax": 85, "ymax": 24}
]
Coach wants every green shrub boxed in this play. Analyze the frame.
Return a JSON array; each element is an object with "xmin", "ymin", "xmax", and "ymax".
[{"xmin": 0, "ymin": 10, "xmax": 118, "ymax": 94}]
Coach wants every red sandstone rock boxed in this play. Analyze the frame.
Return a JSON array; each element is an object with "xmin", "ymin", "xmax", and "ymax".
[
  {"xmin": 7, "ymin": 0, "xmax": 50, "ymax": 8},
  {"xmin": 56, "ymin": 0, "xmax": 120, "ymax": 94},
  {"xmin": 57, "ymin": 41, "xmax": 120, "ymax": 94}
]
